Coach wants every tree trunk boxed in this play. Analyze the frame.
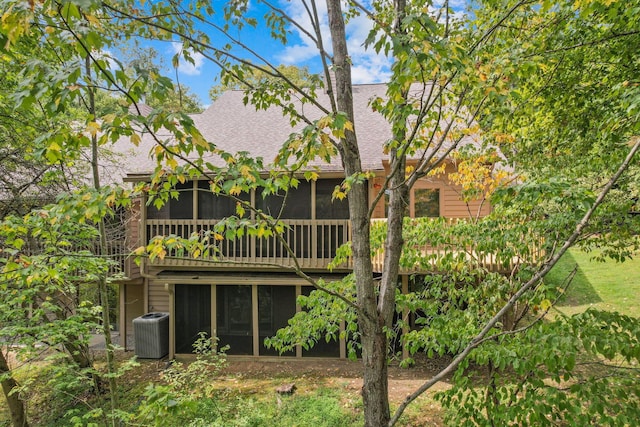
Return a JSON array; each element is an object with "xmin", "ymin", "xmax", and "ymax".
[
  {"xmin": 359, "ymin": 321, "xmax": 391, "ymax": 426},
  {"xmin": 63, "ymin": 340, "xmax": 101, "ymax": 392},
  {"xmin": 326, "ymin": 0, "xmax": 391, "ymax": 425},
  {"xmin": 0, "ymin": 350, "xmax": 29, "ymax": 427},
  {"xmin": 86, "ymin": 56, "xmax": 119, "ymax": 415}
]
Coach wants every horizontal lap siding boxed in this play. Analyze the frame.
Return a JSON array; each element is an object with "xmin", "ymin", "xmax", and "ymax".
[
  {"xmin": 370, "ymin": 169, "xmax": 492, "ymax": 220},
  {"xmin": 371, "ymin": 177, "xmax": 387, "ymax": 219},
  {"xmin": 148, "ymin": 282, "xmax": 169, "ymax": 313},
  {"xmin": 441, "ymin": 186, "xmax": 491, "ymax": 218},
  {"xmin": 439, "ymin": 163, "xmax": 491, "ymax": 218},
  {"xmin": 126, "ymin": 198, "xmax": 142, "ymax": 278}
]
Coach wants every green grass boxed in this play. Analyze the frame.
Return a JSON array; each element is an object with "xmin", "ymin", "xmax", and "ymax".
[{"xmin": 547, "ymin": 249, "xmax": 640, "ymax": 317}]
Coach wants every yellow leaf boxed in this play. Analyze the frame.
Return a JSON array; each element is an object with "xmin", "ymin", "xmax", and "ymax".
[
  {"xmin": 305, "ymin": 171, "xmax": 319, "ymax": 181},
  {"xmin": 130, "ymin": 133, "xmax": 141, "ymax": 146},
  {"xmin": 539, "ymin": 299, "xmax": 552, "ymax": 311},
  {"xmin": 48, "ymin": 141, "xmax": 61, "ymax": 152},
  {"xmin": 317, "ymin": 115, "xmax": 331, "ymax": 128},
  {"xmin": 332, "ymin": 188, "xmax": 346, "ymax": 201},
  {"xmin": 193, "ymin": 133, "xmax": 208, "ymax": 148},
  {"xmin": 343, "ymin": 120, "xmax": 354, "ymax": 132},
  {"xmin": 85, "ymin": 14, "xmax": 101, "ymax": 27},
  {"xmin": 166, "ymin": 157, "xmax": 178, "ymax": 170},
  {"xmin": 236, "ymin": 203, "xmax": 245, "ymax": 218},
  {"xmin": 240, "ymin": 165, "xmax": 253, "ymax": 179},
  {"xmin": 86, "ymin": 121, "xmax": 100, "ymax": 137}
]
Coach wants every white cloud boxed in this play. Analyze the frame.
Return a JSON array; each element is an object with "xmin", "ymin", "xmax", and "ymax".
[
  {"xmin": 275, "ymin": 0, "xmax": 331, "ymax": 64},
  {"xmin": 170, "ymin": 42, "xmax": 205, "ymax": 76},
  {"xmin": 274, "ymin": 1, "xmax": 391, "ymax": 83},
  {"xmin": 97, "ymin": 49, "xmax": 120, "ymax": 72},
  {"xmin": 345, "ymin": 14, "xmax": 392, "ymax": 83}
]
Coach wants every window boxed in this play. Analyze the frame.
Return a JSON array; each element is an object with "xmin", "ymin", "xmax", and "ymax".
[
  {"xmin": 175, "ymin": 284, "xmax": 211, "ymax": 354},
  {"xmin": 216, "ymin": 285, "xmax": 253, "ymax": 355},
  {"xmin": 197, "ymin": 181, "xmax": 250, "ymax": 219},
  {"xmin": 257, "ymin": 181, "xmax": 311, "ymax": 219},
  {"xmin": 412, "ymin": 188, "xmax": 440, "ymax": 217},
  {"xmin": 315, "ymin": 179, "xmax": 350, "ymax": 219},
  {"xmin": 258, "ymin": 286, "xmax": 296, "ymax": 356},
  {"xmin": 383, "ymin": 185, "xmax": 440, "ymax": 218},
  {"xmin": 147, "ymin": 182, "xmax": 194, "ymax": 220}
]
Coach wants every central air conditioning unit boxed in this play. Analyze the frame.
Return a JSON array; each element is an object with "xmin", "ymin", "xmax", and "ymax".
[{"xmin": 133, "ymin": 312, "xmax": 169, "ymax": 359}]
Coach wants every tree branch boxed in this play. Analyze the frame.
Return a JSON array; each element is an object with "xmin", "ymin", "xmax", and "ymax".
[{"xmin": 389, "ymin": 137, "xmax": 640, "ymax": 426}]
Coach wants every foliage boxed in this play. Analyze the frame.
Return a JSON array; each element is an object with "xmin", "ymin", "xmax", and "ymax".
[
  {"xmin": 438, "ymin": 310, "xmax": 640, "ymax": 426},
  {"xmin": 134, "ymin": 333, "xmax": 228, "ymax": 425},
  {"xmin": 265, "ymin": 276, "xmax": 361, "ymax": 358},
  {"xmin": 209, "ymin": 64, "xmax": 317, "ymax": 102},
  {"xmin": 0, "ymin": 36, "xmax": 74, "ymax": 217},
  {"xmin": 1, "ymin": 0, "xmax": 639, "ymax": 425},
  {"xmin": 476, "ymin": 0, "xmax": 640, "ymax": 258},
  {"xmin": 227, "ymin": 387, "xmax": 361, "ymax": 427},
  {"xmin": 147, "ymin": 84, "xmax": 204, "ymax": 114},
  {"xmin": 0, "ymin": 207, "xmax": 107, "ymax": 355}
]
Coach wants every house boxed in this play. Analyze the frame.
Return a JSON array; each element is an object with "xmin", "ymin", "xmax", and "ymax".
[{"xmin": 115, "ymin": 83, "xmax": 496, "ymax": 359}]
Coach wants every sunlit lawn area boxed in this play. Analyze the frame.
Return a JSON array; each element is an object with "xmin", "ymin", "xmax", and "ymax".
[{"xmin": 548, "ymin": 249, "xmax": 640, "ymax": 317}]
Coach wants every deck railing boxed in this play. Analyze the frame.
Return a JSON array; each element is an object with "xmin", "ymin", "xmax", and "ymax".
[
  {"xmin": 370, "ymin": 218, "xmax": 545, "ymax": 273},
  {"xmin": 19, "ymin": 239, "xmax": 130, "ymax": 278},
  {"xmin": 145, "ymin": 218, "xmax": 544, "ymax": 273},
  {"xmin": 146, "ymin": 219, "xmax": 351, "ymax": 270}
]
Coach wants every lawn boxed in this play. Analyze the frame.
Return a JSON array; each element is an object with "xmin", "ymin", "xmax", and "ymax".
[{"xmin": 547, "ymin": 249, "xmax": 640, "ymax": 317}]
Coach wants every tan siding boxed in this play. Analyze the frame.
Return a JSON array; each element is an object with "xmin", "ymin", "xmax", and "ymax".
[
  {"xmin": 371, "ymin": 161, "xmax": 493, "ymax": 220},
  {"xmin": 418, "ymin": 162, "xmax": 492, "ymax": 219},
  {"xmin": 125, "ymin": 284, "xmax": 145, "ymax": 338},
  {"xmin": 148, "ymin": 281, "xmax": 170, "ymax": 313},
  {"xmin": 125, "ymin": 198, "xmax": 142, "ymax": 278},
  {"xmin": 370, "ymin": 176, "xmax": 387, "ymax": 219}
]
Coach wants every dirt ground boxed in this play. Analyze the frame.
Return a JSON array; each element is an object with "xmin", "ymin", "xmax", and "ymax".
[
  {"xmin": 217, "ymin": 356, "xmax": 454, "ymax": 403},
  {"xmin": 117, "ymin": 353, "xmax": 453, "ymax": 425},
  {"xmin": 90, "ymin": 333, "xmax": 453, "ymax": 405},
  {"xmin": 119, "ymin": 351, "xmax": 454, "ymax": 417}
]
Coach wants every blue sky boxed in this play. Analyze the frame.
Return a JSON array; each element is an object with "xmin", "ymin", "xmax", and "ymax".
[
  {"xmin": 136, "ymin": 0, "xmax": 391, "ymax": 105},
  {"xmin": 140, "ymin": 0, "xmax": 466, "ymax": 105}
]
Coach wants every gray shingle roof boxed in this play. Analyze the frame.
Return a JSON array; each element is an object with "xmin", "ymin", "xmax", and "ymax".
[{"xmin": 117, "ymin": 82, "xmax": 478, "ymax": 180}]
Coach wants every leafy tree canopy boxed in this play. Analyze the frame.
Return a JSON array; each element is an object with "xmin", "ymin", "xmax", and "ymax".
[{"xmin": 209, "ymin": 64, "xmax": 317, "ymax": 101}]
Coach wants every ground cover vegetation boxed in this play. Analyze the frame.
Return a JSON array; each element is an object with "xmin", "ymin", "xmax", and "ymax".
[
  {"xmin": 1, "ymin": 253, "xmax": 636, "ymax": 426},
  {"xmin": 551, "ymin": 249, "xmax": 640, "ymax": 318},
  {"xmin": 1, "ymin": 0, "xmax": 639, "ymax": 426}
]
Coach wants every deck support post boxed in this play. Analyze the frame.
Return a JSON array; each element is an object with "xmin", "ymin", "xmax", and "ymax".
[{"xmin": 401, "ymin": 275, "xmax": 409, "ymax": 361}]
